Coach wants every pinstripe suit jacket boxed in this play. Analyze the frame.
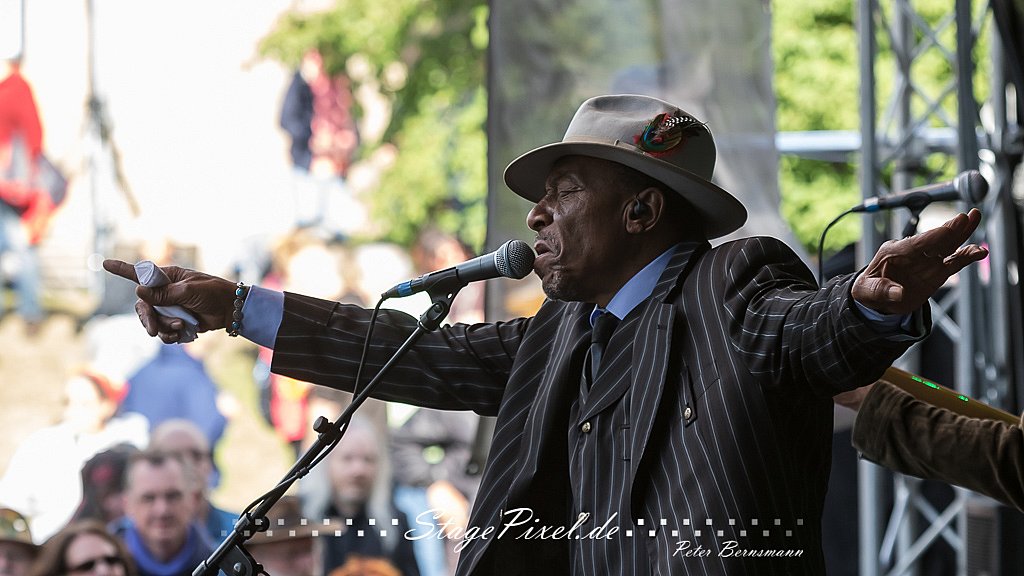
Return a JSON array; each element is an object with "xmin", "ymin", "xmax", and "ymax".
[{"xmin": 271, "ymin": 236, "xmax": 925, "ymax": 575}]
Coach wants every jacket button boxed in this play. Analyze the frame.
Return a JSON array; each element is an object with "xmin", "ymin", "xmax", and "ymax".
[
  {"xmin": 580, "ymin": 421, "xmax": 592, "ymax": 433},
  {"xmin": 683, "ymin": 406, "xmax": 693, "ymax": 420}
]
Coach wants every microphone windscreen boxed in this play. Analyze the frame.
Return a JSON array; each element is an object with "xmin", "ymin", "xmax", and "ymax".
[
  {"xmin": 959, "ymin": 170, "xmax": 989, "ymax": 204},
  {"xmin": 496, "ymin": 240, "xmax": 536, "ymax": 279}
]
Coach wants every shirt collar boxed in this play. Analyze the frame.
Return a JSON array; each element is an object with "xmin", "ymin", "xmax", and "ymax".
[{"xmin": 590, "ymin": 244, "xmax": 678, "ymax": 326}]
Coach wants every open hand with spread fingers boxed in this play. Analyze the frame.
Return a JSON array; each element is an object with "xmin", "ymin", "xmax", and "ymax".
[{"xmin": 852, "ymin": 208, "xmax": 988, "ymax": 315}]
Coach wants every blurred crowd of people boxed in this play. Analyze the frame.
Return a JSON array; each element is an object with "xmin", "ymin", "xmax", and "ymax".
[
  {"xmin": 2, "ymin": 46, "xmax": 490, "ymax": 576},
  {"xmin": 1, "ymin": 224, "xmax": 489, "ymax": 576}
]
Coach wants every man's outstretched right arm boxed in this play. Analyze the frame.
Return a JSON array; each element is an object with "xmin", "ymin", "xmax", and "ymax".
[
  {"xmin": 103, "ymin": 259, "xmax": 239, "ymax": 342},
  {"xmin": 103, "ymin": 258, "xmax": 528, "ymax": 414}
]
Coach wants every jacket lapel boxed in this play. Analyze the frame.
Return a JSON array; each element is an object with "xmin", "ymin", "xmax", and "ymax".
[
  {"xmin": 577, "ymin": 242, "xmax": 707, "ymax": 421},
  {"xmin": 569, "ymin": 242, "xmax": 708, "ymax": 482},
  {"xmin": 508, "ymin": 241, "xmax": 707, "ymax": 503},
  {"xmin": 507, "ymin": 301, "xmax": 590, "ymax": 500},
  {"xmin": 627, "ymin": 241, "xmax": 706, "ymax": 483},
  {"xmin": 627, "ymin": 303, "xmax": 676, "ymax": 484}
]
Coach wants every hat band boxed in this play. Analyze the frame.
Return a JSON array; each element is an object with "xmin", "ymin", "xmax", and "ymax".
[{"xmin": 560, "ymin": 135, "xmax": 657, "ymax": 157}]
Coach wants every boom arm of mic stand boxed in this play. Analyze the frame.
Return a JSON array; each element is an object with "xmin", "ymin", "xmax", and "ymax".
[{"xmin": 193, "ymin": 291, "xmax": 458, "ymax": 576}]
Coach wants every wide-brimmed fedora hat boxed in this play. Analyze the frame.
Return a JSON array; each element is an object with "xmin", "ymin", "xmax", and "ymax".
[{"xmin": 504, "ymin": 94, "xmax": 747, "ymax": 239}]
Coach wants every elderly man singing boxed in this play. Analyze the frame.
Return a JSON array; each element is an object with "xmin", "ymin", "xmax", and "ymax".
[{"xmin": 104, "ymin": 94, "xmax": 986, "ymax": 575}]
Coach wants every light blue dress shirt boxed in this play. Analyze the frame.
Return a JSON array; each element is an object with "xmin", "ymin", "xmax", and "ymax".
[{"xmin": 589, "ymin": 244, "xmax": 676, "ymax": 326}]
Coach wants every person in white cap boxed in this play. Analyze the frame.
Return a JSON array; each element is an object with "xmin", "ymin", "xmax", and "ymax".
[{"xmin": 103, "ymin": 94, "xmax": 987, "ymax": 575}]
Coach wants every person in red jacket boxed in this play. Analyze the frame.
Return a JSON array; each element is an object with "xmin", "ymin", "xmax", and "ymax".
[
  {"xmin": 0, "ymin": 58, "xmax": 44, "ymax": 331},
  {"xmin": 0, "ymin": 60, "xmax": 42, "ymax": 160}
]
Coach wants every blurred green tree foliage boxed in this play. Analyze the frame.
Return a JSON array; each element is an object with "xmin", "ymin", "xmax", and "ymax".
[
  {"xmin": 773, "ymin": 0, "xmax": 862, "ymax": 256},
  {"xmin": 260, "ymin": 0, "xmax": 490, "ymax": 250},
  {"xmin": 773, "ymin": 0, "xmax": 990, "ymax": 258}
]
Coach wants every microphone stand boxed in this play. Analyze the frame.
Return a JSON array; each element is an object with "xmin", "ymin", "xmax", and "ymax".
[
  {"xmin": 193, "ymin": 289, "xmax": 459, "ymax": 576},
  {"xmin": 900, "ymin": 206, "xmax": 924, "ymax": 238}
]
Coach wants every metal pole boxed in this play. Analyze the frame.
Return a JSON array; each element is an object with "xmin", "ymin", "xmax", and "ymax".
[
  {"xmin": 84, "ymin": 0, "xmax": 105, "ymax": 303},
  {"xmin": 858, "ymin": 2, "xmax": 883, "ymax": 573},
  {"xmin": 954, "ymin": 1, "xmax": 981, "ymax": 574},
  {"xmin": 890, "ymin": 4, "xmax": 922, "ymax": 573}
]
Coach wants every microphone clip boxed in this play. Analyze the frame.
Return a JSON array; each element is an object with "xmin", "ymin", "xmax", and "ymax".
[{"xmin": 418, "ymin": 291, "xmax": 457, "ymax": 332}]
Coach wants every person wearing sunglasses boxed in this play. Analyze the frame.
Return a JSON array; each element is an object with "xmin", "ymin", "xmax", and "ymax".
[{"xmin": 28, "ymin": 520, "xmax": 135, "ymax": 576}]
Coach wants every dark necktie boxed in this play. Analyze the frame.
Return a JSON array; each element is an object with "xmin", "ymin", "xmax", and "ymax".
[{"xmin": 588, "ymin": 312, "xmax": 620, "ymax": 385}]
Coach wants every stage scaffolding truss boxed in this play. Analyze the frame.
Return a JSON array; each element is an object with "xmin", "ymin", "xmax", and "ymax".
[
  {"xmin": 782, "ymin": 0, "xmax": 1022, "ymax": 573},
  {"xmin": 778, "ymin": 0, "xmax": 1023, "ymax": 573}
]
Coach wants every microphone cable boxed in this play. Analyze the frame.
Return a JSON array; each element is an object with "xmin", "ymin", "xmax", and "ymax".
[{"xmin": 817, "ymin": 207, "xmax": 856, "ymax": 286}]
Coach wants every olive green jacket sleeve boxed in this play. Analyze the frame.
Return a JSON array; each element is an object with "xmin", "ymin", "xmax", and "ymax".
[{"xmin": 853, "ymin": 381, "xmax": 1024, "ymax": 511}]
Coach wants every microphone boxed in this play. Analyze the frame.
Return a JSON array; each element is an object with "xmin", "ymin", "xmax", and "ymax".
[
  {"xmin": 382, "ymin": 239, "xmax": 536, "ymax": 299},
  {"xmin": 852, "ymin": 170, "xmax": 988, "ymax": 213}
]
